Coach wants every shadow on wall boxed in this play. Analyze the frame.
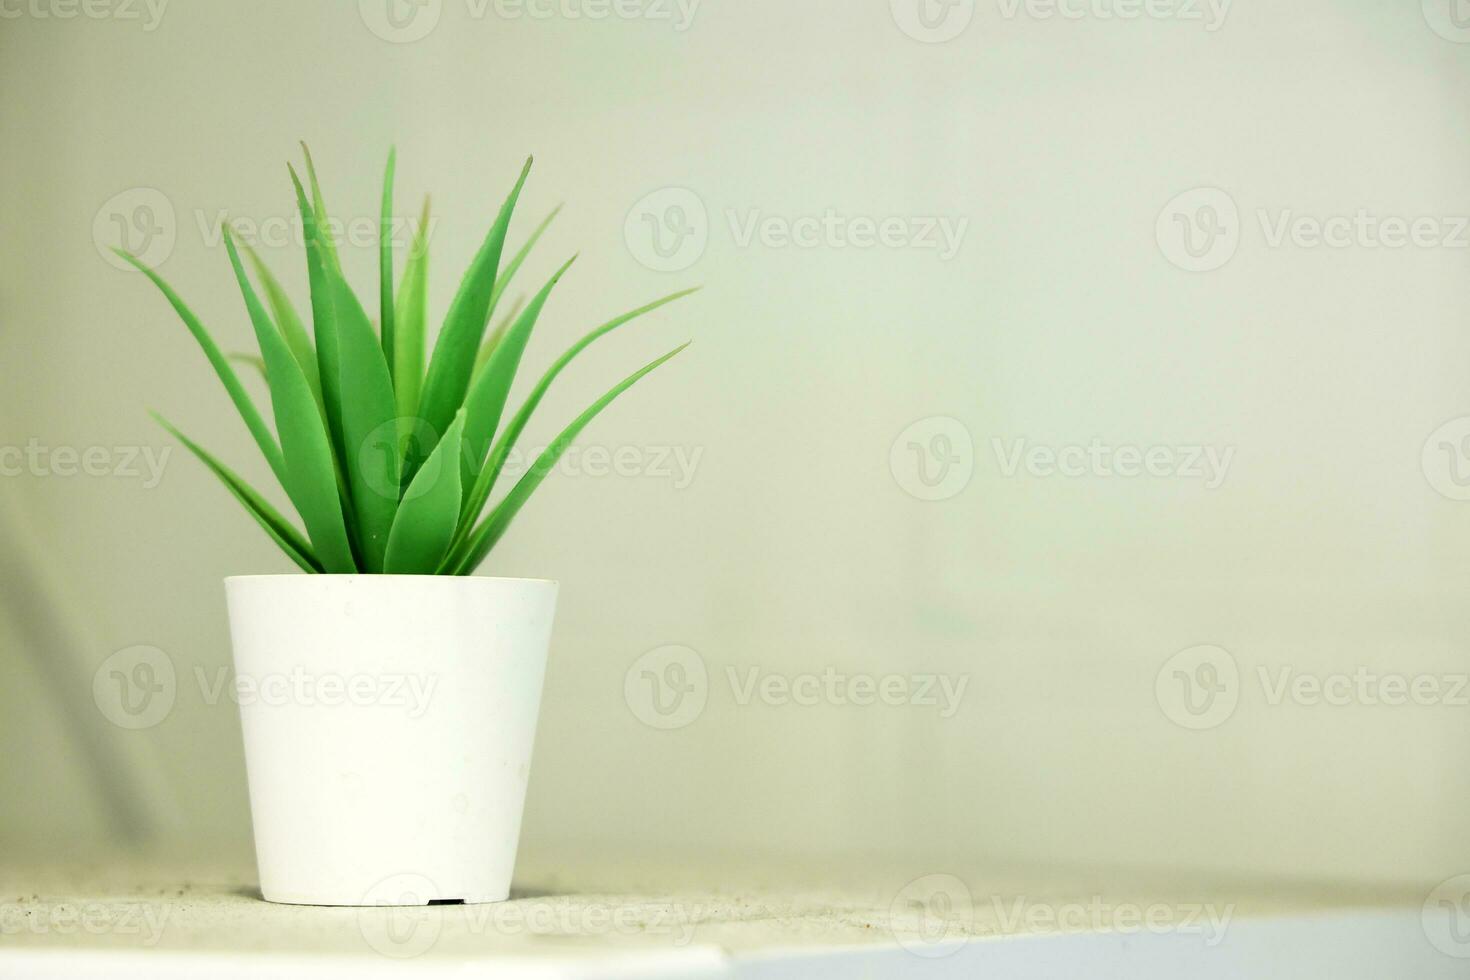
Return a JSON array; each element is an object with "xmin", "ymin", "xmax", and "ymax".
[{"xmin": 0, "ymin": 504, "xmax": 182, "ymax": 856}]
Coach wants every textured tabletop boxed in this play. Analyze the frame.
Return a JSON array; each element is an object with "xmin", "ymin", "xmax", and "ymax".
[{"xmin": 0, "ymin": 851, "xmax": 1458, "ymax": 978}]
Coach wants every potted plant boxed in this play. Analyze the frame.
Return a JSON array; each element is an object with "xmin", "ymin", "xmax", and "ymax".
[{"xmin": 119, "ymin": 146, "xmax": 695, "ymax": 907}]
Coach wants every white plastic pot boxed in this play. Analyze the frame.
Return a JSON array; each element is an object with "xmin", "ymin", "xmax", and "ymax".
[{"xmin": 223, "ymin": 574, "xmax": 558, "ymax": 907}]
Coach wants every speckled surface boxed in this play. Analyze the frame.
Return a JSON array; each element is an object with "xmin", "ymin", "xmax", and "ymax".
[{"xmin": 0, "ymin": 852, "xmax": 1437, "ymax": 977}]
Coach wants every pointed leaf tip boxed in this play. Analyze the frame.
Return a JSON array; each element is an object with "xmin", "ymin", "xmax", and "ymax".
[{"xmin": 445, "ymin": 340, "xmax": 690, "ymax": 574}]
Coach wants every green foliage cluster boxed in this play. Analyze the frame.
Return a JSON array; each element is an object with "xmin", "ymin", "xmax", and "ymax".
[{"xmin": 123, "ymin": 147, "xmax": 694, "ymax": 574}]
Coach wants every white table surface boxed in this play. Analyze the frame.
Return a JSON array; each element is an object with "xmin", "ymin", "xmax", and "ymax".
[{"xmin": 0, "ymin": 851, "xmax": 1460, "ymax": 978}]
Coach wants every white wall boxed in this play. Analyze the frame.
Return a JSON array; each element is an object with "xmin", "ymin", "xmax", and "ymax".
[{"xmin": 2, "ymin": 0, "xmax": 1468, "ymax": 885}]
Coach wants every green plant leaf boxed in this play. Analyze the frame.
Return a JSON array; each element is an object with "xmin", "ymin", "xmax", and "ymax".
[
  {"xmin": 414, "ymin": 157, "xmax": 531, "ymax": 465},
  {"xmin": 486, "ymin": 203, "xmax": 561, "ymax": 326},
  {"xmin": 299, "ymin": 142, "xmax": 341, "ymax": 273},
  {"xmin": 240, "ymin": 242, "xmax": 323, "ymax": 412},
  {"xmin": 152, "ymin": 413, "xmax": 322, "ymax": 574},
  {"xmin": 115, "ymin": 248, "xmax": 290, "ymax": 496},
  {"xmin": 445, "ymin": 342, "xmax": 689, "ymax": 575},
  {"xmin": 383, "ymin": 409, "xmax": 465, "ymax": 575},
  {"xmin": 223, "ymin": 229, "xmax": 357, "ymax": 573},
  {"xmin": 380, "ymin": 147, "xmax": 397, "ymax": 377},
  {"xmin": 457, "ymin": 287, "xmax": 698, "ymax": 538},
  {"xmin": 472, "ymin": 294, "xmax": 525, "ymax": 387},
  {"xmin": 394, "ymin": 196, "xmax": 431, "ymax": 427},
  {"xmin": 329, "ymin": 270, "xmax": 400, "ymax": 573},
  {"xmin": 458, "ymin": 256, "xmax": 575, "ymax": 500},
  {"xmin": 289, "ymin": 164, "xmax": 350, "ymax": 489},
  {"xmin": 229, "ymin": 352, "xmax": 267, "ymax": 382}
]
